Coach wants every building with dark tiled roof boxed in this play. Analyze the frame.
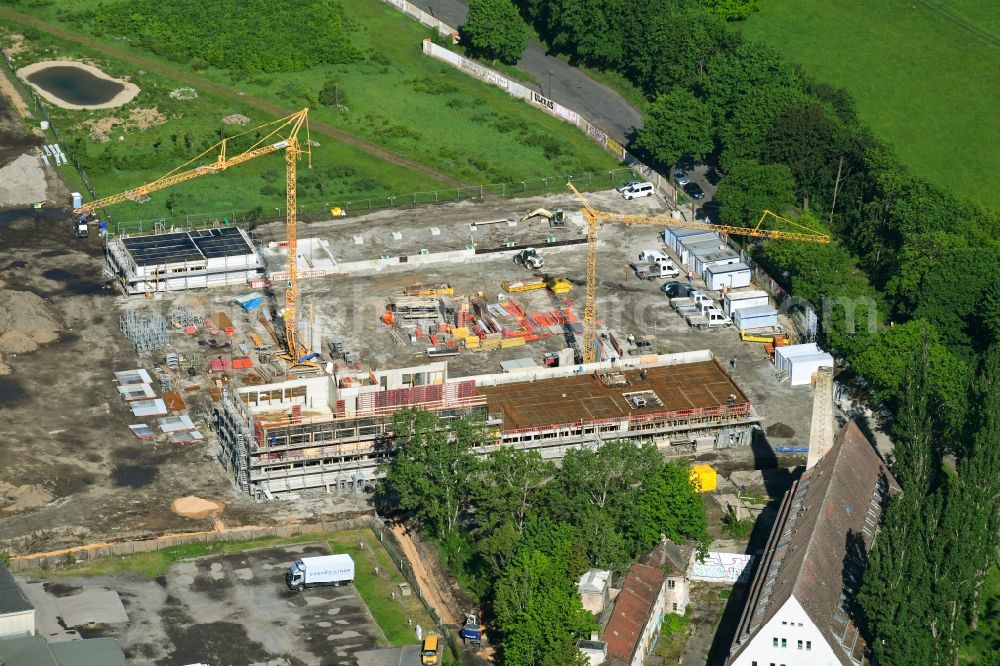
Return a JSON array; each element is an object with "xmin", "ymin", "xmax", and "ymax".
[{"xmin": 726, "ymin": 421, "xmax": 900, "ymax": 666}]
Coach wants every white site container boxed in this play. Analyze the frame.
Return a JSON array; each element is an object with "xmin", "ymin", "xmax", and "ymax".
[
  {"xmin": 704, "ymin": 262, "xmax": 752, "ymax": 291},
  {"xmin": 724, "ymin": 290, "xmax": 770, "ymax": 316},
  {"xmin": 733, "ymin": 305, "xmax": 779, "ymax": 330}
]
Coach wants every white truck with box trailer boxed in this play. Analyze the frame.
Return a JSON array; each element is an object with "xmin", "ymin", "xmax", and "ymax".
[{"xmin": 286, "ymin": 554, "xmax": 355, "ymax": 591}]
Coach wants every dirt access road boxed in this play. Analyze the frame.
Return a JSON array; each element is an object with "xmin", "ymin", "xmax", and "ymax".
[
  {"xmin": 0, "ymin": 6, "xmax": 466, "ymax": 189},
  {"xmin": 390, "ymin": 523, "xmax": 458, "ymax": 625}
]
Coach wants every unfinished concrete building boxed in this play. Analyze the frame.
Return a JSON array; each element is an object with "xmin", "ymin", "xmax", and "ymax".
[
  {"xmin": 215, "ymin": 351, "xmax": 761, "ymax": 498},
  {"xmin": 105, "ymin": 227, "xmax": 265, "ymax": 295}
]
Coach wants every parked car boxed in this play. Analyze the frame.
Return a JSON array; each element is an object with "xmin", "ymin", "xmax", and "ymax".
[
  {"xmin": 615, "ymin": 180, "xmax": 641, "ymax": 193},
  {"xmin": 662, "ymin": 281, "xmax": 688, "ymax": 298},
  {"xmin": 621, "ymin": 182, "xmax": 655, "ymax": 200},
  {"xmin": 674, "ymin": 169, "xmax": 690, "ymax": 186},
  {"xmin": 684, "ymin": 182, "xmax": 705, "ymax": 200}
]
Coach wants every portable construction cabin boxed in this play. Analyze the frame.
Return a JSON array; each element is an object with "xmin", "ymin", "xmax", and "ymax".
[
  {"xmin": 733, "ymin": 305, "xmax": 779, "ymax": 331},
  {"xmin": 723, "ymin": 290, "xmax": 769, "ymax": 316},
  {"xmin": 663, "ymin": 228, "xmax": 718, "ymax": 257},
  {"xmin": 677, "ymin": 239, "xmax": 724, "ymax": 270},
  {"xmin": 689, "ymin": 464, "xmax": 717, "ymax": 492},
  {"xmin": 694, "ymin": 247, "xmax": 740, "ymax": 277},
  {"xmin": 704, "ymin": 262, "xmax": 752, "ymax": 291},
  {"xmin": 775, "ymin": 343, "xmax": 834, "ymax": 386}
]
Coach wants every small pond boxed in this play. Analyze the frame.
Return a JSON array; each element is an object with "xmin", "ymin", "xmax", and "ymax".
[{"xmin": 25, "ymin": 65, "xmax": 125, "ymax": 106}]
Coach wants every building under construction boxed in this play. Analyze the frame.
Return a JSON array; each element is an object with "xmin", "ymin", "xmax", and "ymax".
[
  {"xmin": 105, "ymin": 227, "xmax": 265, "ymax": 295},
  {"xmin": 215, "ymin": 350, "xmax": 761, "ymax": 498}
]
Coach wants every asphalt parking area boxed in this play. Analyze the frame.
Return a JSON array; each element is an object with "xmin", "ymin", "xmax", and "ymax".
[{"xmin": 24, "ymin": 543, "xmax": 382, "ymax": 666}]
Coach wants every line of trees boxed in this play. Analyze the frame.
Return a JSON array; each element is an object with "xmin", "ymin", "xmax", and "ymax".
[
  {"xmin": 511, "ymin": 1, "xmax": 999, "ymax": 661},
  {"xmin": 378, "ymin": 409, "xmax": 710, "ymax": 665}
]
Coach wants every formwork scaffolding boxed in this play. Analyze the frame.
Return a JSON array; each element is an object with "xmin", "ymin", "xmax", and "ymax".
[
  {"xmin": 215, "ymin": 354, "xmax": 763, "ymax": 499},
  {"xmin": 120, "ymin": 310, "xmax": 168, "ymax": 356}
]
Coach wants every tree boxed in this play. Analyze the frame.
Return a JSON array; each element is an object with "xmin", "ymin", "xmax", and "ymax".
[
  {"xmin": 699, "ymin": 0, "xmax": 759, "ymax": 21},
  {"xmin": 471, "ymin": 447, "xmax": 554, "ymax": 534},
  {"xmin": 858, "ymin": 345, "xmax": 939, "ymax": 665},
  {"xmin": 850, "ymin": 320, "xmax": 969, "ymax": 438},
  {"xmin": 378, "ymin": 410, "xmax": 485, "ymax": 538},
  {"xmin": 494, "ymin": 547, "xmax": 594, "ymax": 666},
  {"xmin": 634, "ymin": 87, "xmax": 714, "ymax": 173},
  {"xmin": 462, "ymin": 0, "xmax": 528, "ymax": 65},
  {"xmin": 625, "ymin": 460, "xmax": 710, "ymax": 556},
  {"xmin": 714, "ymin": 158, "xmax": 796, "ymax": 226}
]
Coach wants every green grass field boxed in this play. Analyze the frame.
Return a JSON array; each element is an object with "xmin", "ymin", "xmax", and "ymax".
[
  {"xmin": 1, "ymin": 0, "xmax": 617, "ymax": 226},
  {"xmin": 739, "ymin": 0, "xmax": 1000, "ymax": 210}
]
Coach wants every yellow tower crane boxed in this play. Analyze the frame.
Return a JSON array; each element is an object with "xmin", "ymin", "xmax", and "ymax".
[
  {"xmin": 73, "ymin": 108, "xmax": 314, "ymax": 367},
  {"xmin": 566, "ymin": 182, "xmax": 830, "ymax": 363}
]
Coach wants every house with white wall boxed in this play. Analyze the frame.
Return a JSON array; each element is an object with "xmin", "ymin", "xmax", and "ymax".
[{"xmin": 725, "ymin": 421, "xmax": 899, "ymax": 666}]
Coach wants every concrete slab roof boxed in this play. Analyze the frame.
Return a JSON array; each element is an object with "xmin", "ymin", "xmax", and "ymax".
[{"xmin": 478, "ymin": 359, "xmax": 747, "ymax": 430}]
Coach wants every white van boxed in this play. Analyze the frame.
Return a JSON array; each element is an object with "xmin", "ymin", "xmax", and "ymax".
[
  {"xmin": 621, "ymin": 181, "xmax": 655, "ymax": 200},
  {"xmin": 638, "ymin": 249, "xmax": 669, "ymax": 265}
]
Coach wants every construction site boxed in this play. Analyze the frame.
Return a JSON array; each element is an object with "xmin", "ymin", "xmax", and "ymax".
[{"xmin": 0, "ymin": 102, "xmax": 854, "ymax": 555}]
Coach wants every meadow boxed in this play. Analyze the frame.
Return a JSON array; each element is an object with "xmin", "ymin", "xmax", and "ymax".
[
  {"xmin": 739, "ymin": 0, "xmax": 1000, "ymax": 210},
  {"xmin": 0, "ymin": 0, "xmax": 617, "ymax": 225}
]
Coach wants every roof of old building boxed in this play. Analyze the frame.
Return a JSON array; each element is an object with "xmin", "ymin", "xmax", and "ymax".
[
  {"xmin": 642, "ymin": 538, "xmax": 693, "ymax": 577},
  {"xmin": 728, "ymin": 420, "xmax": 899, "ymax": 664},
  {"xmin": 0, "ymin": 564, "xmax": 33, "ymax": 616},
  {"xmin": 604, "ymin": 563, "xmax": 664, "ymax": 662},
  {"xmin": 578, "ymin": 568, "xmax": 612, "ymax": 595}
]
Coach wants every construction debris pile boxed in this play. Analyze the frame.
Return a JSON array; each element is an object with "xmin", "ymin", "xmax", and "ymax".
[{"xmin": 381, "ymin": 282, "xmax": 582, "ymax": 357}]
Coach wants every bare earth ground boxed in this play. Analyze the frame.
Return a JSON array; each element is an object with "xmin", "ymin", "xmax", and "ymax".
[
  {"xmin": 0, "ymin": 89, "xmax": 370, "ymax": 555},
  {"xmin": 390, "ymin": 524, "xmax": 458, "ymax": 625}
]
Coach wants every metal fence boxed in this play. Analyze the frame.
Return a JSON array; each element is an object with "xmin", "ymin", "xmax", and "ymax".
[
  {"xmin": 0, "ymin": 38, "xmax": 100, "ymax": 202},
  {"xmin": 112, "ymin": 166, "xmax": 637, "ymax": 236},
  {"xmin": 368, "ymin": 517, "xmax": 462, "ymax": 660}
]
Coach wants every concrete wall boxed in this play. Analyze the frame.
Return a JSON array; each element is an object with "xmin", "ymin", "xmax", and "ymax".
[
  {"xmin": 468, "ymin": 350, "xmax": 714, "ymax": 387},
  {"xmin": 0, "ymin": 610, "xmax": 35, "ymax": 638}
]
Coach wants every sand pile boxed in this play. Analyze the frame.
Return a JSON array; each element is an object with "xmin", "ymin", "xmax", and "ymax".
[
  {"xmin": 0, "ymin": 353, "xmax": 11, "ymax": 375},
  {"xmin": 0, "ymin": 154, "xmax": 47, "ymax": 206},
  {"xmin": 1, "ymin": 481, "xmax": 54, "ymax": 512},
  {"xmin": 0, "ymin": 290, "xmax": 61, "ymax": 354},
  {"xmin": 171, "ymin": 496, "xmax": 224, "ymax": 519}
]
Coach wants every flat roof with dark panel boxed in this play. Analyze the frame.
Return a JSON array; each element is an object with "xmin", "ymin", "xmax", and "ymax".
[
  {"xmin": 123, "ymin": 227, "xmax": 254, "ymax": 267},
  {"xmin": 478, "ymin": 359, "xmax": 747, "ymax": 429}
]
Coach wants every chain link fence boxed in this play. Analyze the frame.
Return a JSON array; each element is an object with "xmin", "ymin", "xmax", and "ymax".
[
  {"xmin": 111, "ymin": 166, "xmax": 636, "ymax": 236},
  {"xmin": 368, "ymin": 517, "xmax": 462, "ymax": 661}
]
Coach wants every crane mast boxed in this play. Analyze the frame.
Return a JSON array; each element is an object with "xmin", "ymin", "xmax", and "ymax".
[{"xmin": 73, "ymin": 108, "xmax": 314, "ymax": 367}]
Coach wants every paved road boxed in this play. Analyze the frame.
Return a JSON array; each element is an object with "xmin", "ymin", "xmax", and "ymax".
[{"xmin": 412, "ymin": 0, "xmax": 644, "ymax": 142}]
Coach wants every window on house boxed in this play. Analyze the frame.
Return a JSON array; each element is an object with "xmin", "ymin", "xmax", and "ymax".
[
  {"xmin": 672, "ymin": 603, "xmax": 678, "ymax": 611},
  {"xmin": 797, "ymin": 640, "xmax": 803, "ymax": 650},
  {"xmin": 806, "ymin": 641, "xmax": 812, "ymax": 650},
  {"xmin": 781, "ymin": 638, "xmax": 787, "ymax": 648},
  {"xmin": 772, "ymin": 637, "xmax": 778, "ymax": 647},
  {"xmin": 781, "ymin": 621, "xmax": 787, "ymax": 625},
  {"xmin": 667, "ymin": 579, "xmax": 676, "ymax": 589}
]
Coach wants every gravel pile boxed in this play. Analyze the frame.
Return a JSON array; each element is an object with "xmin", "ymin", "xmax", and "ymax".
[
  {"xmin": 0, "ymin": 154, "xmax": 47, "ymax": 206},
  {"xmin": 0, "ymin": 289, "xmax": 61, "ymax": 354}
]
